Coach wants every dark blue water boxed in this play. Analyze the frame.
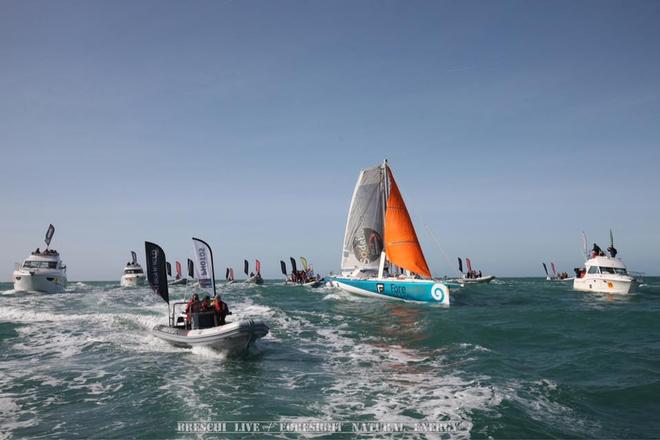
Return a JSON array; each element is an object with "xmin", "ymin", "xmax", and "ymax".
[{"xmin": 1, "ymin": 279, "xmax": 659, "ymax": 439}]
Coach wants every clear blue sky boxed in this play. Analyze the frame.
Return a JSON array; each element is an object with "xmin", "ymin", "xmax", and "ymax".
[{"xmin": 2, "ymin": 0, "xmax": 659, "ymax": 280}]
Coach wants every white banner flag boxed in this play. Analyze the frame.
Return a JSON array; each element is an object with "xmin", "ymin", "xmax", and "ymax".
[{"xmin": 192, "ymin": 237, "xmax": 216, "ymax": 297}]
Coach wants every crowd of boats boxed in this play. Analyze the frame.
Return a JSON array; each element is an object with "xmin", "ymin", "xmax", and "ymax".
[{"xmin": 7, "ymin": 160, "xmax": 644, "ymax": 353}]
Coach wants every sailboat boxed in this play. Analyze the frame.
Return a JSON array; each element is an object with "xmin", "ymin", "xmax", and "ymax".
[
  {"xmin": 146, "ymin": 239, "xmax": 269, "ymax": 353},
  {"xmin": 327, "ymin": 160, "xmax": 450, "ymax": 304},
  {"xmin": 169, "ymin": 261, "xmax": 188, "ymax": 286}
]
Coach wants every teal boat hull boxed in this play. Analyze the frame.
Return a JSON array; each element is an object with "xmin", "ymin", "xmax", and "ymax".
[{"xmin": 328, "ymin": 276, "xmax": 450, "ymax": 305}]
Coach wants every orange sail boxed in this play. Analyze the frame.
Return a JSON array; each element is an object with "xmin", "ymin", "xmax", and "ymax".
[{"xmin": 384, "ymin": 166, "xmax": 432, "ymax": 278}]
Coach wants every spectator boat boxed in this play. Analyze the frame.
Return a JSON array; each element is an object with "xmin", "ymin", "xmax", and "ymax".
[
  {"xmin": 145, "ymin": 239, "xmax": 268, "ymax": 353},
  {"xmin": 12, "ymin": 224, "xmax": 67, "ymax": 294},
  {"xmin": 573, "ymin": 231, "xmax": 637, "ymax": 294},
  {"xmin": 120, "ymin": 251, "xmax": 146, "ymax": 287}
]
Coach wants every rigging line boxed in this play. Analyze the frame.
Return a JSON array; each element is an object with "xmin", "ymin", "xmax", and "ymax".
[{"xmin": 422, "ymin": 223, "xmax": 462, "ymax": 278}]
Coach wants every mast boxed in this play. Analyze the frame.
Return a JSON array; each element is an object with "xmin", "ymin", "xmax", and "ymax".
[{"xmin": 378, "ymin": 160, "xmax": 389, "ymax": 278}]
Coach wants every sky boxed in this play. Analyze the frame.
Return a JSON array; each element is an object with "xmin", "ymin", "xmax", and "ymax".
[{"xmin": 1, "ymin": 0, "xmax": 659, "ymax": 280}]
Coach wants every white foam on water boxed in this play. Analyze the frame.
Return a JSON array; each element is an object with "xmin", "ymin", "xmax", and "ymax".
[
  {"xmin": 458, "ymin": 343, "xmax": 492, "ymax": 353},
  {"xmin": 0, "ymin": 304, "xmax": 186, "ymax": 357},
  {"xmin": 500, "ymin": 378, "xmax": 600, "ymax": 435},
  {"xmin": 1, "ymin": 289, "xmax": 18, "ymax": 296},
  {"xmin": 190, "ymin": 345, "xmax": 229, "ymax": 361},
  {"xmin": 0, "ymin": 395, "xmax": 37, "ymax": 439},
  {"xmin": 275, "ymin": 325, "xmax": 503, "ymax": 439},
  {"xmin": 321, "ymin": 289, "xmax": 369, "ymax": 302}
]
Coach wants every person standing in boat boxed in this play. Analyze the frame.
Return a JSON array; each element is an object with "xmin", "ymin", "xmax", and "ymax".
[
  {"xmin": 186, "ymin": 293, "xmax": 201, "ymax": 330},
  {"xmin": 592, "ymin": 243, "xmax": 603, "ymax": 257},
  {"xmin": 211, "ymin": 294, "xmax": 230, "ymax": 326},
  {"xmin": 608, "ymin": 245, "xmax": 618, "ymax": 258}
]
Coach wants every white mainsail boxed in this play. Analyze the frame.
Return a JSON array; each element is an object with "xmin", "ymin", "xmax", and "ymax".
[{"xmin": 340, "ymin": 165, "xmax": 386, "ymax": 273}]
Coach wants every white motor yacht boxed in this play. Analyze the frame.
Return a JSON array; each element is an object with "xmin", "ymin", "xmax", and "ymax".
[
  {"xmin": 120, "ymin": 263, "xmax": 146, "ymax": 287},
  {"xmin": 120, "ymin": 252, "xmax": 146, "ymax": 287},
  {"xmin": 12, "ymin": 225, "xmax": 67, "ymax": 294},
  {"xmin": 573, "ymin": 255, "xmax": 636, "ymax": 294},
  {"xmin": 574, "ymin": 231, "xmax": 637, "ymax": 294}
]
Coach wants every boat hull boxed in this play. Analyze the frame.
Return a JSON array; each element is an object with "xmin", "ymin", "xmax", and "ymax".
[
  {"xmin": 12, "ymin": 272, "xmax": 67, "ymax": 294},
  {"xmin": 329, "ymin": 277, "xmax": 450, "ymax": 305},
  {"xmin": 462, "ymin": 275, "xmax": 495, "ymax": 284},
  {"xmin": 168, "ymin": 278, "xmax": 188, "ymax": 286},
  {"xmin": 573, "ymin": 276, "xmax": 636, "ymax": 294},
  {"xmin": 244, "ymin": 276, "xmax": 264, "ymax": 285},
  {"xmin": 120, "ymin": 274, "xmax": 146, "ymax": 287},
  {"xmin": 152, "ymin": 319, "xmax": 269, "ymax": 354}
]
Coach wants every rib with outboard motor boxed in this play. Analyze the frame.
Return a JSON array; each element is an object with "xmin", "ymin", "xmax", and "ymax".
[
  {"xmin": 243, "ymin": 259, "xmax": 264, "ymax": 284},
  {"xmin": 146, "ymin": 240, "xmax": 268, "ymax": 353},
  {"xmin": 169, "ymin": 260, "xmax": 188, "ymax": 286},
  {"xmin": 327, "ymin": 161, "xmax": 450, "ymax": 304}
]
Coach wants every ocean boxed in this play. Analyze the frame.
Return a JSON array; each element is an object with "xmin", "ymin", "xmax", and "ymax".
[{"xmin": 1, "ymin": 279, "xmax": 659, "ymax": 439}]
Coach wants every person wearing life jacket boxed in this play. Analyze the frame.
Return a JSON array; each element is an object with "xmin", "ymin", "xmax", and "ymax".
[
  {"xmin": 186, "ymin": 293, "xmax": 201, "ymax": 330},
  {"xmin": 200, "ymin": 295, "xmax": 211, "ymax": 312},
  {"xmin": 211, "ymin": 294, "xmax": 230, "ymax": 326}
]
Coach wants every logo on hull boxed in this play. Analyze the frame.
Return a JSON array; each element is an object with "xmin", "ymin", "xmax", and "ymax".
[{"xmin": 431, "ymin": 283, "xmax": 447, "ymax": 303}]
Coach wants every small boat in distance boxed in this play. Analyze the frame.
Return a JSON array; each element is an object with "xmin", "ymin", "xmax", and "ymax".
[
  {"xmin": 243, "ymin": 259, "xmax": 264, "ymax": 284},
  {"xmin": 146, "ymin": 239, "xmax": 268, "ymax": 354},
  {"xmin": 458, "ymin": 257, "xmax": 495, "ymax": 284},
  {"xmin": 327, "ymin": 160, "xmax": 450, "ymax": 304},
  {"xmin": 573, "ymin": 230, "xmax": 637, "ymax": 294},
  {"xmin": 542, "ymin": 262, "xmax": 573, "ymax": 281},
  {"xmin": 13, "ymin": 224, "xmax": 68, "ymax": 294},
  {"xmin": 281, "ymin": 257, "xmax": 324, "ymax": 287},
  {"xmin": 120, "ymin": 251, "xmax": 146, "ymax": 287},
  {"xmin": 225, "ymin": 267, "xmax": 235, "ymax": 284},
  {"xmin": 169, "ymin": 261, "xmax": 188, "ymax": 286}
]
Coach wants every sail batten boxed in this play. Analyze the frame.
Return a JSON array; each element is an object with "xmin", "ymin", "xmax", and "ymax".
[{"xmin": 383, "ymin": 166, "xmax": 431, "ymax": 279}]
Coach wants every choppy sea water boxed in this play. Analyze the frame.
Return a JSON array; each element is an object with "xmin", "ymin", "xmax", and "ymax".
[{"xmin": 1, "ymin": 278, "xmax": 659, "ymax": 439}]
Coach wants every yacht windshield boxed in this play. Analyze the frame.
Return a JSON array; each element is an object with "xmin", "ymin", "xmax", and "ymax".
[
  {"xmin": 125, "ymin": 269, "xmax": 143, "ymax": 274},
  {"xmin": 23, "ymin": 261, "xmax": 58, "ymax": 269},
  {"xmin": 599, "ymin": 267, "xmax": 627, "ymax": 275}
]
